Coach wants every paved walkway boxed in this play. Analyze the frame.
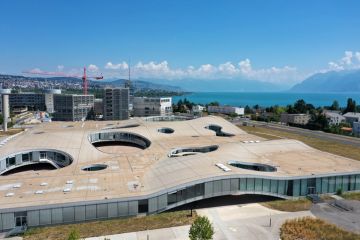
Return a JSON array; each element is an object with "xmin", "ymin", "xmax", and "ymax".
[
  {"xmin": 86, "ymin": 203, "xmax": 313, "ymax": 240},
  {"xmin": 85, "ymin": 225, "xmax": 190, "ymax": 240},
  {"xmin": 311, "ymin": 200, "xmax": 360, "ymax": 234},
  {"xmin": 196, "ymin": 203, "xmax": 313, "ymax": 240}
]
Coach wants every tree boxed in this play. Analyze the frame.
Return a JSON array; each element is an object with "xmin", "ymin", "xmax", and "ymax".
[
  {"xmin": 330, "ymin": 100, "xmax": 340, "ymax": 111},
  {"xmin": 244, "ymin": 105, "xmax": 252, "ymax": 114},
  {"xmin": 294, "ymin": 99, "xmax": 307, "ymax": 113},
  {"xmin": 67, "ymin": 229, "xmax": 80, "ymax": 240},
  {"xmin": 208, "ymin": 101, "xmax": 219, "ymax": 106},
  {"xmin": 343, "ymin": 98, "xmax": 356, "ymax": 113},
  {"xmin": 189, "ymin": 216, "xmax": 214, "ymax": 240}
]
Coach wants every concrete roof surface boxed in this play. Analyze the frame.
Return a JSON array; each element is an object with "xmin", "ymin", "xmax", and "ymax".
[{"xmin": 0, "ymin": 116, "xmax": 360, "ymax": 209}]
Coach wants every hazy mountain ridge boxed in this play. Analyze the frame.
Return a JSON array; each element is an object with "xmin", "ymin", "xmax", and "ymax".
[
  {"xmin": 0, "ymin": 75, "xmax": 183, "ymax": 92},
  {"xmin": 290, "ymin": 70, "xmax": 360, "ymax": 92},
  {"xmin": 140, "ymin": 78, "xmax": 290, "ymax": 92}
]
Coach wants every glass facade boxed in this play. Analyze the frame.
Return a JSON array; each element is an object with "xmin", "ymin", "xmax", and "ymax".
[{"xmin": 166, "ymin": 174, "xmax": 360, "ymax": 207}]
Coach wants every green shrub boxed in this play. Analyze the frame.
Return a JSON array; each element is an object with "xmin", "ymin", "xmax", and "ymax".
[
  {"xmin": 336, "ymin": 188, "xmax": 343, "ymax": 195},
  {"xmin": 189, "ymin": 216, "xmax": 214, "ymax": 240},
  {"xmin": 67, "ymin": 229, "xmax": 80, "ymax": 240}
]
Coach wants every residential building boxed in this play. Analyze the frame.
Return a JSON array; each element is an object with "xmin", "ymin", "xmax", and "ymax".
[
  {"xmin": 353, "ymin": 122, "xmax": 360, "ymax": 137},
  {"xmin": 208, "ymin": 106, "xmax": 244, "ymax": 115},
  {"xmin": 53, "ymin": 94, "xmax": 94, "ymax": 121},
  {"xmin": 343, "ymin": 112, "xmax": 360, "ymax": 127},
  {"xmin": 324, "ymin": 111, "xmax": 345, "ymax": 125},
  {"xmin": 133, "ymin": 97, "xmax": 172, "ymax": 117},
  {"xmin": 280, "ymin": 113, "xmax": 311, "ymax": 125},
  {"xmin": 192, "ymin": 105, "xmax": 205, "ymax": 114},
  {"xmin": 103, "ymin": 88, "xmax": 129, "ymax": 120}
]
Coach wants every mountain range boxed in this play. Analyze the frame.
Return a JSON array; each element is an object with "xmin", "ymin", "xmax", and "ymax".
[
  {"xmin": 136, "ymin": 78, "xmax": 290, "ymax": 92},
  {"xmin": 2, "ymin": 69, "xmax": 360, "ymax": 93},
  {"xmin": 289, "ymin": 70, "xmax": 360, "ymax": 92}
]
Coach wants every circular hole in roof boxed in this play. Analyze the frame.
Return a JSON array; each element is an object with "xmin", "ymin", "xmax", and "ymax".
[
  {"xmin": 158, "ymin": 127, "xmax": 175, "ymax": 134},
  {"xmin": 82, "ymin": 164, "xmax": 108, "ymax": 171},
  {"xmin": 228, "ymin": 161, "xmax": 277, "ymax": 172},
  {"xmin": 89, "ymin": 131, "xmax": 151, "ymax": 154}
]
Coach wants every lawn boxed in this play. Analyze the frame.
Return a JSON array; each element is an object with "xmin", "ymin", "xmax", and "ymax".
[
  {"xmin": 261, "ymin": 198, "xmax": 312, "ymax": 212},
  {"xmin": 23, "ymin": 210, "xmax": 196, "ymax": 240},
  {"xmin": 342, "ymin": 192, "xmax": 360, "ymax": 201},
  {"xmin": 280, "ymin": 217, "xmax": 360, "ymax": 240},
  {"xmin": 0, "ymin": 128, "xmax": 23, "ymax": 137},
  {"xmin": 238, "ymin": 125, "xmax": 360, "ymax": 161}
]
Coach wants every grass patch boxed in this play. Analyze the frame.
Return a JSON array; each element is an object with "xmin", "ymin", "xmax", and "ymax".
[
  {"xmin": 238, "ymin": 125, "xmax": 360, "ymax": 161},
  {"xmin": 23, "ymin": 210, "xmax": 196, "ymax": 240},
  {"xmin": 0, "ymin": 128, "xmax": 23, "ymax": 137},
  {"xmin": 342, "ymin": 192, "xmax": 360, "ymax": 201},
  {"xmin": 280, "ymin": 217, "xmax": 360, "ymax": 240},
  {"xmin": 261, "ymin": 198, "xmax": 312, "ymax": 212},
  {"xmin": 320, "ymin": 194, "xmax": 335, "ymax": 201}
]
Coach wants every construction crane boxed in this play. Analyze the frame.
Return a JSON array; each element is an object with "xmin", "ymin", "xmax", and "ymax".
[{"xmin": 23, "ymin": 66, "xmax": 103, "ymax": 95}]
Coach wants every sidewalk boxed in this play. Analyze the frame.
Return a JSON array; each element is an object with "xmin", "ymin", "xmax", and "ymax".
[{"xmin": 85, "ymin": 225, "xmax": 190, "ymax": 240}]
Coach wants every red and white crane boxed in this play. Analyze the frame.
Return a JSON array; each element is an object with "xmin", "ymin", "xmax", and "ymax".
[{"xmin": 23, "ymin": 66, "xmax": 103, "ymax": 95}]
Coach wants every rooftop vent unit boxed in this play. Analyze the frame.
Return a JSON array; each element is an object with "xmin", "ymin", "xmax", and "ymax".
[
  {"xmin": 5, "ymin": 193, "xmax": 15, "ymax": 197},
  {"xmin": 215, "ymin": 163, "xmax": 231, "ymax": 172}
]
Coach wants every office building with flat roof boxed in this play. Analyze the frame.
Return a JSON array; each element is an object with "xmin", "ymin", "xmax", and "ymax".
[
  {"xmin": 53, "ymin": 94, "xmax": 94, "ymax": 121},
  {"xmin": 208, "ymin": 105, "xmax": 244, "ymax": 115},
  {"xmin": 8, "ymin": 93, "xmax": 46, "ymax": 111},
  {"xmin": 133, "ymin": 97, "xmax": 172, "ymax": 117},
  {"xmin": 103, "ymin": 88, "xmax": 129, "ymax": 121}
]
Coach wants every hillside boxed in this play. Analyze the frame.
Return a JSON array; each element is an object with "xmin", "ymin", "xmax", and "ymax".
[
  {"xmin": 0, "ymin": 75, "xmax": 183, "ymax": 92},
  {"xmin": 290, "ymin": 70, "xmax": 360, "ymax": 92}
]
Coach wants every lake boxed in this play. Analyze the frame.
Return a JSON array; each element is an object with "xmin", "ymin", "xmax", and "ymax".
[{"xmin": 173, "ymin": 92, "xmax": 360, "ymax": 107}]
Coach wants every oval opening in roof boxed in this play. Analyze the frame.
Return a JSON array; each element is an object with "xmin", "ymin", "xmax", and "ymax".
[
  {"xmin": 158, "ymin": 127, "xmax": 175, "ymax": 134},
  {"xmin": 81, "ymin": 164, "xmax": 108, "ymax": 171},
  {"xmin": 228, "ymin": 161, "xmax": 277, "ymax": 172}
]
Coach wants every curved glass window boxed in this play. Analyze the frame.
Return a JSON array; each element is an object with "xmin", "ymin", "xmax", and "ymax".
[{"xmin": 228, "ymin": 161, "xmax": 277, "ymax": 172}]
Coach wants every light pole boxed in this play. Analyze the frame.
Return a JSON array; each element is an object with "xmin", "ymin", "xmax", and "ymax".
[{"xmin": 0, "ymin": 89, "xmax": 11, "ymax": 132}]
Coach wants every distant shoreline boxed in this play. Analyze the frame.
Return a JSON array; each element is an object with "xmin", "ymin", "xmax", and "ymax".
[{"xmin": 172, "ymin": 92, "xmax": 360, "ymax": 108}]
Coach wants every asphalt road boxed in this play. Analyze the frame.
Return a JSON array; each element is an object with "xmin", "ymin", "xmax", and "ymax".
[{"xmin": 233, "ymin": 119, "xmax": 360, "ymax": 147}]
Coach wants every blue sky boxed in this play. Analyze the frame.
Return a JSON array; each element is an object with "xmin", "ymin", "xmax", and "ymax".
[{"xmin": 1, "ymin": 0, "xmax": 360, "ymax": 85}]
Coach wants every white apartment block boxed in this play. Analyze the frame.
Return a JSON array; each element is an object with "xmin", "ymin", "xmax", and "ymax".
[
  {"xmin": 133, "ymin": 97, "xmax": 172, "ymax": 117},
  {"xmin": 207, "ymin": 106, "xmax": 244, "ymax": 115}
]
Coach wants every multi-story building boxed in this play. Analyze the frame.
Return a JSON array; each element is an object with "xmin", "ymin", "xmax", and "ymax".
[
  {"xmin": 192, "ymin": 105, "xmax": 205, "ymax": 114},
  {"xmin": 9, "ymin": 93, "xmax": 46, "ymax": 111},
  {"xmin": 324, "ymin": 111, "xmax": 345, "ymax": 125},
  {"xmin": 343, "ymin": 112, "xmax": 360, "ymax": 127},
  {"xmin": 44, "ymin": 89, "xmax": 62, "ymax": 114},
  {"xmin": 280, "ymin": 113, "xmax": 311, "ymax": 125},
  {"xmin": 94, "ymin": 98, "xmax": 103, "ymax": 119},
  {"xmin": 208, "ymin": 106, "xmax": 244, "ymax": 115},
  {"xmin": 133, "ymin": 97, "xmax": 172, "ymax": 117},
  {"xmin": 103, "ymin": 88, "xmax": 129, "ymax": 120},
  {"xmin": 0, "ymin": 90, "xmax": 61, "ymax": 113},
  {"xmin": 53, "ymin": 94, "xmax": 94, "ymax": 121},
  {"xmin": 353, "ymin": 122, "xmax": 360, "ymax": 137}
]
